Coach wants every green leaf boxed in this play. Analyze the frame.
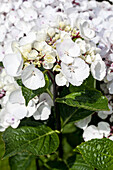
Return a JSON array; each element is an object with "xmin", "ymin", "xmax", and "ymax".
[
  {"xmin": 56, "ymin": 89, "xmax": 109, "ymax": 111},
  {"xmin": 77, "ymin": 138, "xmax": 113, "ymax": 170},
  {"xmin": 64, "ymin": 131, "xmax": 83, "ymax": 149},
  {"xmin": 22, "ymin": 87, "xmax": 38, "ymax": 106},
  {"xmin": 59, "ymin": 104, "xmax": 94, "ymax": 127},
  {"xmin": 2, "ymin": 125, "xmax": 59, "ymax": 159},
  {"xmin": 19, "ymin": 118, "xmax": 43, "ymax": 127},
  {"xmin": 70, "ymin": 109, "xmax": 93, "ymax": 123},
  {"xmin": 27, "ymin": 158, "xmax": 36, "ymax": 170},
  {"xmin": 62, "ymin": 123, "xmax": 77, "ymax": 134},
  {"xmin": 67, "ymin": 154, "xmax": 94, "ymax": 170},
  {"xmin": 0, "ymin": 133, "xmax": 10, "ymax": 170},
  {"xmin": 17, "ymin": 74, "xmax": 49, "ymax": 106},
  {"xmin": 46, "ymin": 160, "xmax": 68, "ymax": 170},
  {"xmin": 16, "ymin": 79, "xmax": 23, "ymax": 86},
  {"xmin": 9, "ymin": 152, "xmax": 33, "ymax": 170}
]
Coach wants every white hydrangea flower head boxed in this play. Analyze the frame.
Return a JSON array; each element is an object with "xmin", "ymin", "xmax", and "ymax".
[{"xmin": 1, "ymin": 1, "xmax": 107, "ymax": 92}]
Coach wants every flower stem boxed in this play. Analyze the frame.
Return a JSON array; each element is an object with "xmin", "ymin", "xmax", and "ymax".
[
  {"xmin": 53, "ymin": 72, "xmax": 63, "ymax": 158},
  {"xmin": 46, "ymin": 88, "xmax": 53, "ymax": 100}
]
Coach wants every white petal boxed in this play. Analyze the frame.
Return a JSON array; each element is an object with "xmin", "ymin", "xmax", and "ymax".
[
  {"xmin": 83, "ymin": 125, "xmax": 103, "ymax": 141},
  {"xmin": 98, "ymin": 111, "xmax": 108, "ymax": 120},
  {"xmin": 109, "ymin": 136, "xmax": 113, "ymax": 141},
  {"xmin": 33, "ymin": 110, "xmax": 41, "ymax": 120},
  {"xmin": 19, "ymin": 32, "xmax": 36, "ymax": 46},
  {"xmin": 98, "ymin": 122, "xmax": 110, "ymax": 137},
  {"xmin": 33, "ymin": 102, "xmax": 51, "ymax": 120},
  {"xmin": 39, "ymin": 93, "xmax": 53, "ymax": 107},
  {"xmin": 55, "ymin": 72, "xmax": 68, "ymax": 86},
  {"xmin": 80, "ymin": 21, "xmax": 95, "ymax": 40},
  {"xmin": 26, "ymin": 100, "xmax": 37, "ymax": 117},
  {"xmin": 39, "ymin": 104, "xmax": 51, "ymax": 120},
  {"xmin": 56, "ymin": 39, "xmax": 80, "ymax": 64},
  {"xmin": 107, "ymin": 80, "xmax": 113, "ymax": 94},
  {"xmin": 69, "ymin": 42, "xmax": 80, "ymax": 57},
  {"xmin": 0, "ymin": 45, "xmax": 5, "ymax": 61},
  {"xmin": 0, "ymin": 124, "xmax": 6, "ymax": 132},
  {"xmin": 3, "ymin": 52, "xmax": 23, "ymax": 77},
  {"xmin": 75, "ymin": 115, "xmax": 91, "ymax": 130},
  {"xmin": 6, "ymin": 102, "xmax": 27, "ymax": 120},
  {"xmin": 73, "ymin": 58, "xmax": 90, "ymax": 81},
  {"xmin": 91, "ymin": 60, "xmax": 106, "ymax": 81},
  {"xmin": 9, "ymin": 89, "xmax": 25, "ymax": 104},
  {"xmin": 11, "ymin": 119, "xmax": 20, "ymax": 128}
]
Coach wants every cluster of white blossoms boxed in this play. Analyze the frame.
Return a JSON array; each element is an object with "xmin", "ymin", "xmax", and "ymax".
[
  {"xmin": 2, "ymin": 14, "xmax": 106, "ymax": 90},
  {"xmin": 0, "ymin": 0, "xmax": 107, "ymax": 90},
  {"xmin": 0, "ymin": 68, "xmax": 53, "ymax": 131},
  {"xmin": 64, "ymin": 0, "xmax": 113, "ymax": 95}
]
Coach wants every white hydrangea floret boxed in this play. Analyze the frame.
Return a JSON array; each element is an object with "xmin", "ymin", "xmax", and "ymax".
[
  {"xmin": 61, "ymin": 58, "xmax": 90, "ymax": 86},
  {"xmin": 83, "ymin": 122, "xmax": 110, "ymax": 141},
  {"xmin": 79, "ymin": 21, "xmax": 95, "ymax": 40},
  {"xmin": 55, "ymin": 72, "xmax": 69, "ymax": 87},
  {"xmin": 91, "ymin": 59, "xmax": 106, "ymax": 81},
  {"xmin": 21, "ymin": 64, "xmax": 45, "ymax": 90},
  {"xmin": 56, "ymin": 39, "xmax": 81, "ymax": 64},
  {"xmin": 33, "ymin": 93, "xmax": 53, "ymax": 120}
]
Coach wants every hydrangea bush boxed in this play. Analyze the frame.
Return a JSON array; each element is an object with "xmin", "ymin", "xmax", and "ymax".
[{"xmin": 1, "ymin": 0, "xmax": 113, "ymax": 169}]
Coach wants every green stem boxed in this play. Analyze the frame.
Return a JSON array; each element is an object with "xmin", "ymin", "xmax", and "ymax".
[
  {"xmin": 46, "ymin": 88, "xmax": 53, "ymax": 100},
  {"xmin": 36, "ymin": 158, "xmax": 40, "ymax": 170},
  {"xmin": 53, "ymin": 73, "xmax": 63, "ymax": 158},
  {"xmin": 94, "ymin": 79, "xmax": 96, "ymax": 89}
]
